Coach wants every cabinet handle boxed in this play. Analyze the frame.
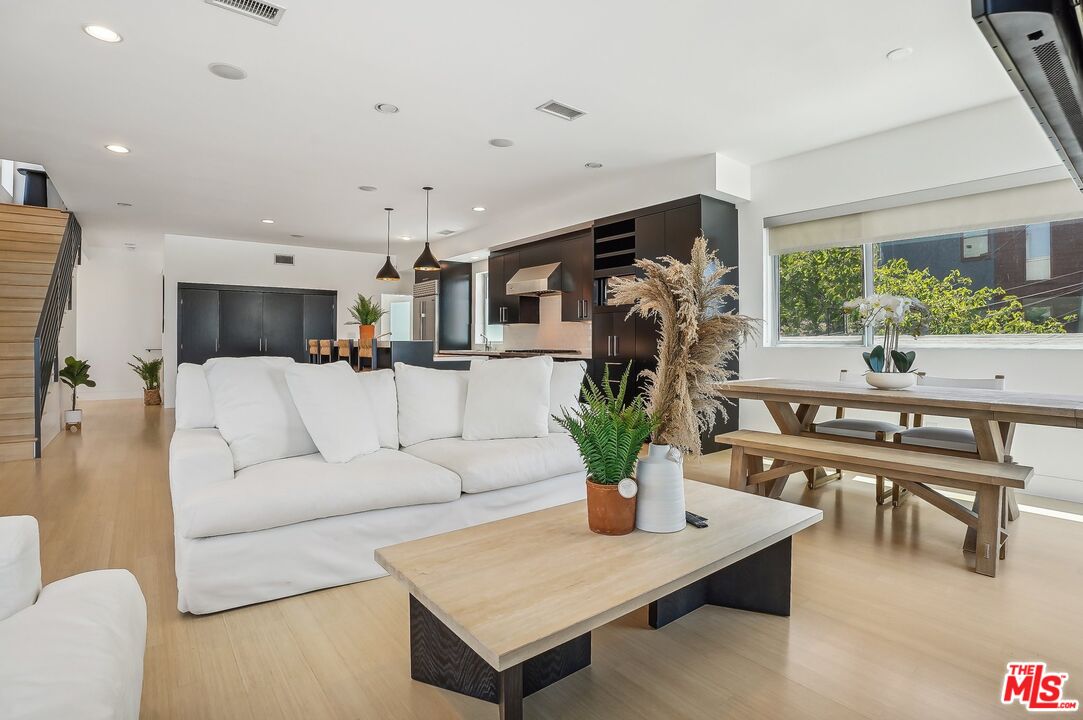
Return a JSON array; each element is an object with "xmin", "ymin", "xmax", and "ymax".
[{"xmin": 613, "ymin": 336, "xmax": 619, "ymax": 356}]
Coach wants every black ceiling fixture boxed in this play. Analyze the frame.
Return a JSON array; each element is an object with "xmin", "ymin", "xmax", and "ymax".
[
  {"xmin": 412, "ymin": 186, "xmax": 441, "ymax": 272},
  {"xmin": 376, "ymin": 207, "xmax": 401, "ymax": 281}
]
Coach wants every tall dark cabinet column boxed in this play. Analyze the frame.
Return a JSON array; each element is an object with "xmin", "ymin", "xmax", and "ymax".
[
  {"xmin": 177, "ymin": 288, "xmax": 220, "ymax": 365},
  {"xmin": 218, "ymin": 290, "xmax": 263, "ymax": 357},
  {"xmin": 263, "ymin": 293, "xmax": 305, "ymax": 360}
]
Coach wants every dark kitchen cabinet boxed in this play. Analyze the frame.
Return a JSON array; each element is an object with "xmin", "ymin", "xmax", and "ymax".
[
  {"xmin": 635, "ymin": 212, "xmax": 665, "ymax": 264},
  {"xmin": 438, "ymin": 261, "xmax": 472, "ymax": 350},
  {"xmin": 561, "ymin": 231, "xmax": 593, "ymax": 321},
  {"xmin": 177, "ymin": 288, "xmax": 219, "ymax": 365},
  {"xmin": 662, "ymin": 202, "xmax": 701, "ymax": 261},
  {"xmin": 590, "ymin": 312, "xmax": 637, "ymax": 402},
  {"xmin": 177, "ymin": 283, "xmax": 336, "ymax": 366},
  {"xmin": 488, "ymin": 250, "xmax": 521, "ymax": 324},
  {"xmin": 262, "ymin": 292, "xmax": 305, "ymax": 360},
  {"xmin": 218, "ymin": 290, "xmax": 263, "ymax": 357}
]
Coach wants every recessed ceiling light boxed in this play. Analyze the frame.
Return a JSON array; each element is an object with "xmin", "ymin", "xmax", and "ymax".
[
  {"xmin": 584, "ymin": 162, "xmax": 603, "ymax": 169},
  {"xmin": 399, "ymin": 235, "xmax": 413, "ymax": 241},
  {"xmin": 374, "ymin": 103, "xmax": 399, "ymax": 114},
  {"xmin": 105, "ymin": 144, "xmax": 130, "ymax": 154},
  {"xmin": 489, "ymin": 138, "xmax": 514, "ymax": 148},
  {"xmin": 358, "ymin": 185, "xmax": 378, "ymax": 192},
  {"xmin": 208, "ymin": 63, "xmax": 247, "ymax": 80},
  {"xmin": 83, "ymin": 25, "xmax": 122, "ymax": 43},
  {"xmin": 260, "ymin": 218, "xmax": 275, "ymax": 224},
  {"xmin": 471, "ymin": 256, "xmax": 480, "ymax": 260},
  {"xmin": 472, "ymin": 206, "xmax": 486, "ymax": 212},
  {"xmin": 289, "ymin": 233, "xmax": 304, "ymax": 238},
  {"xmin": 116, "ymin": 202, "xmax": 132, "ymax": 207},
  {"xmin": 886, "ymin": 47, "xmax": 914, "ymax": 61}
]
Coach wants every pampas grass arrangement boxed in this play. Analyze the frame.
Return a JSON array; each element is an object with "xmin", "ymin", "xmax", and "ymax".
[{"xmin": 608, "ymin": 236, "xmax": 755, "ymax": 456}]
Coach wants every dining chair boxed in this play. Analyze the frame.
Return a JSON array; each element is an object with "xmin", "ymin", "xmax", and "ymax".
[
  {"xmin": 336, "ymin": 339, "xmax": 354, "ymax": 370},
  {"xmin": 307, "ymin": 339, "xmax": 320, "ymax": 364},
  {"xmin": 809, "ymin": 369, "xmax": 908, "ymax": 504},
  {"xmin": 892, "ymin": 372, "xmax": 1006, "ymax": 506},
  {"xmin": 318, "ymin": 339, "xmax": 333, "ymax": 365}
]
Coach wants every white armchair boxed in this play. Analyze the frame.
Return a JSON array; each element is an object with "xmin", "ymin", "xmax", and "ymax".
[{"xmin": 0, "ymin": 516, "xmax": 147, "ymax": 720}]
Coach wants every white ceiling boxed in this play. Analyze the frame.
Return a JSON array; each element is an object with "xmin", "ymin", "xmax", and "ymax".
[{"xmin": 0, "ymin": 0, "xmax": 1018, "ymax": 253}]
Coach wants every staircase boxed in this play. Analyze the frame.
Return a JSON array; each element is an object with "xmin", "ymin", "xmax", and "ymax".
[{"xmin": 0, "ymin": 203, "xmax": 74, "ymax": 461}]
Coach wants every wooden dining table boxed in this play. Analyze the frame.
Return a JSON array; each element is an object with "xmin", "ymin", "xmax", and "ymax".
[{"xmin": 719, "ymin": 377, "xmax": 1083, "ymax": 551}]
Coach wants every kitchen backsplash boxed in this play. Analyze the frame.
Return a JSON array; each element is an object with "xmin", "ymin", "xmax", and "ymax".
[{"xmin": 502, "ymin": 295, "xmax": 592, "ymax": 355}]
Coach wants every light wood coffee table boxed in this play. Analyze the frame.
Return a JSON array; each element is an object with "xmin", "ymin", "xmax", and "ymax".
[{"xmin": 375, "ymin": 479, "xmax": 822, "ymax": 719}]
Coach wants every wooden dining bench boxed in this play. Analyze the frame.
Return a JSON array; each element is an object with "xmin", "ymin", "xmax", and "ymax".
[{"xmin": 718, "ymin": 430, "xmax": 1033, "ymax": 577}]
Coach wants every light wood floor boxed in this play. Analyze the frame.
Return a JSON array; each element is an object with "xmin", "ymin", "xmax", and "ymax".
[{"xmin": 2, "ymin": 400, "xmax": 1081, "ymax": 719}]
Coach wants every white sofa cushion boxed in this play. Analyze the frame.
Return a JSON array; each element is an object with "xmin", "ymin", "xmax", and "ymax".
[
  {"xmin": 463, "ymin": 356, "xmax": 553, "ymax": 440},
  {"xmin": 175, "ymin": 363, "xmax": 215, "ymax": 429},
  {"xmin": 0, "ymin": 568, "xmax": 146, "ymax": 720},
  {"xmin": 357, "ymin": 369, "xmax": 398, "ymax": 449},
  {"xmin": 549, "ymin": 360, "xmax": 586, "ymax": 433},
  {"xmin": 175, "ymin": 450, "xmax": 461, "ymax": 539},
  {"xmin": 0, "ymin": 516, "xmax": 40, "ymax": 622},
  {"xmin": 395, "ymin": 363, "xmax": 469, "ymax": 447},
  {"xmin": 285, "ymin": 362, "xmax": 380, "ymax": 463},
  {"xmin": 203, "ymin": 357, "xmax": 317, "ymax": 470},
  {"xmin": 403, "ymin": 434, "xmax": 585, "ymax": 493}
]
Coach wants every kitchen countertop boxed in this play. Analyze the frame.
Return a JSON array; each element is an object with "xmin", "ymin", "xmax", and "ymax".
[{"xmin": 435, "ymin": 350, "xmax": 589, "ymax": 360}]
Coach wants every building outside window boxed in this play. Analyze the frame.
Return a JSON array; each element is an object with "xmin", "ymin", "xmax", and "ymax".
[{"xmin": 775, "ymin": 216, "xmax": 1083, "ymax": 344}]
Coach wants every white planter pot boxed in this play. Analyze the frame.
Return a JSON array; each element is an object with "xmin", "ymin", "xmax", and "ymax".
[
  {"xmin": 865, "ymin": 372, "xmax": 916, "ymax": 390},
  {"xmin": 635, "ymin": 443, "xmax": 685, "ymax": 533},
  {"xmin": 64, "ymin": 409, "xmax": 83, "ymax": 424}
]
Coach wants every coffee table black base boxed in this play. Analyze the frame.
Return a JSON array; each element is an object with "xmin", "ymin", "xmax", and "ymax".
[
  {"xmin": 409, "ymin": 595, "xmax": 590, "ymax": 720},
  {"xmin": 649, "ymin": 536, "xmax": 792, "ymax": 629}
]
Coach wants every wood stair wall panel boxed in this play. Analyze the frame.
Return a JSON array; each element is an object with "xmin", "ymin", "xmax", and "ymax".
[
  {"xmin": 0, "ymin": 239, "xmax": 63, "ymax": 255},
  {"xmin": 0, "ymin": 272, "xmax": 51, "ymax": 287},
  {"xmin": 0, "ymin": 358, "xmax": 32, "ymax": 375},
  {"xmin": 0, "ymin": 261, "xmax": 54, "ymax": 276},
  {"xmin": 0, "ymin": 326, "xmax": 34, "ymax": 342},
  {"xmin": 0, "ymin": 376, "xmax": 34, "ymax": 397},
  {"xmin": 0, "ymin": 342, "xmax": 33, "ymax": 359},
  {"xmin": 0, "ymin": 396, "xmax": 33, "ymax": 415},
  {"xmin": 0, "ymin": 415, "xmax": 34, "ymax": 437},
  {"xmin": 0, "ymin": 249, "xmax": 62, "ymax": 265},
  {"xmin": 0, "ymin": 438, "xmax": 35, "ymax": 462}
]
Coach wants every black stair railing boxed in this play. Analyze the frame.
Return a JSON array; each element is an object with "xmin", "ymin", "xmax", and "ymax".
[{"xmin": 32, "ymin": 213, "xmax": 81, "ymax": 457}]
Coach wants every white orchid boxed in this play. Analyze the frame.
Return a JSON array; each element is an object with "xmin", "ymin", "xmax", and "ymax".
[{"xmin": 843, "ymin": 293, "xmax": 928, "ymax": 373}]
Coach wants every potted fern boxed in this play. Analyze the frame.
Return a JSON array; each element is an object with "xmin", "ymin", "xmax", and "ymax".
[
  {"xmin": 346, "ymin": 294, "xmax": 386, "ymax": 352},
  {"xmin": 58, "ymin": 356, "xmax": 95, "ymax": 431},
  {"xmin": 128, "ymin": 355, "xmax": 164, "ymax": 405},
  {"xmin": 554, "ymin": 363, "xmax": 657, "ymax": 536}
]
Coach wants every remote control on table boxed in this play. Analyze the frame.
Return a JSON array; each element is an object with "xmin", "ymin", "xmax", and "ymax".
[{"xmin": 685, "ymin": 511, "xmax": 708, "ymax": 528}]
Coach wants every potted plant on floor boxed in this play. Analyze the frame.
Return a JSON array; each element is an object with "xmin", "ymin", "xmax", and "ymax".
[
  {"xmin": 58, "ymin": 356, "xmax": 95, "ymax": 431},
  {"xmin": 554, "ymin": 363, "xmax": 656, "ymax": 536},
  {"xmin": 346, "ymin": 294, "xmax": 386, "ymax": 352},
  {"xmin": 128, "ymin": 355, "xmax": 164, "ymax": 405},
  {"xmin": 842, "ymin": 294, "xmax": 929, "ymax": 389},
  {"xmin": 609, "ymin": 237, "xmax": 756, "ymax": 533}
]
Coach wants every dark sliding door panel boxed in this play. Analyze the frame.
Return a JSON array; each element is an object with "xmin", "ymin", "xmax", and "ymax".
[
  {"xmin": 218, "ymin": 290, "xmax": 263, "ymax": 357},
  {"xmin": 178, "ymin": 288, "xmax": 219, "ymax": 365},
  {"xmin": 263, "ymin": 292, "xmax": 305, "ymax": 360},
  {"xmin": 303, "ymin": 294, "xmax": 336, "ymax": 342}
]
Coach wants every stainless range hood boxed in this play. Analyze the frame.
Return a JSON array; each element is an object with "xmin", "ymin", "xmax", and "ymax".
[{"xmin": 506, "ymin": 262, "xmax": 563, "ymax": 296}]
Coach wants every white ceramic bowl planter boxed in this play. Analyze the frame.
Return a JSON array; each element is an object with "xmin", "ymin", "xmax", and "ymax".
[
  {"xmin": 635, "ymin": 444, "xmax": 686, "ymax": 533},
  {"xmin": 865, "ymin": 372, "xmax": 916, "ymax": 390}
]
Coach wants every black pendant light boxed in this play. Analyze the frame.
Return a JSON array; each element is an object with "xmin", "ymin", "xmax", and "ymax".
[
  {"xmin": 412, "ymin": 186, "xmax": 441, "ymax": 271},
  {"xmin": 376, "ymin": 207, "xmax": 400, "ymax": 281}
]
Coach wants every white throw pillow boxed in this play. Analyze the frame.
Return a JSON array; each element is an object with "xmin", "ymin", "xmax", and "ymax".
[
  {"xmin": 549, "ymin": 360, "xmax": 587, "ymax": 433},
  {"xmin": 357, "ymin": 369, "xmax": 399, "ymax": 449},
  {"xmin": 203, "ymin": 357, "xmax": 317, "ymax": 470},
  {"xmin": 462, "ymin": 356, "xmax": 553, "ymax": 440},
  {"xmin": 395, "ymin": 363, "xmax": 470, "ymax": 447},
  {"xmin": 175, "ymin": 363, "xmax": 215, "ymax": 429},
  {"xmin": 285, "ymin": 362, "xmax": 380, "ymax": 463}
]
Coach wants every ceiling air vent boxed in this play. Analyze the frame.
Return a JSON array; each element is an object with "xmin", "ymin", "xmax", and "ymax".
[
  {"xmin": 536, "ymin": 100, "xmax": 586, "ymax": 121},
  {"xmin": 274, "ymin": 253, "xmax": 295, "ymax": 265},
  {"xmin": 204, "ymin": 0, "xmax": 286, "ymax": 25}
]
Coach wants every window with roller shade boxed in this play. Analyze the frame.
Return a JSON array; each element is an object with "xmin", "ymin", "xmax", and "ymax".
[{"xmin": 772, "ymin": 180, "xmax": 1083, "ymax": 344}]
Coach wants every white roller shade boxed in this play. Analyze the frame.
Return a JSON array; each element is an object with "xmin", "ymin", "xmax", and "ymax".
[{"xmin": 767, "ymin": 179, "xmax": 1083, "ymax": 255}]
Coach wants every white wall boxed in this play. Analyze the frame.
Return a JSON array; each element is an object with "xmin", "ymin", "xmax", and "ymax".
[
  {"xmin": 76, "ymin": 246, "xmax": 165, "ymax": 400},
  {"xmin": 162, "ymin": 234, "xmax": 409, "ymax": 406},
  {"xmin": 738, "ymin": 98, "xmax": 1083, "ymax": 502}
]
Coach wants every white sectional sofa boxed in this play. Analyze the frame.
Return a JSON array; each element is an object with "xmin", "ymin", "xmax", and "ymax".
[
  {"xmin": 0, "ymin": 515, "xmax": 147, "ymax": 720},
  {"xmin": 169, "ymin": 356, "xmax": 588, "ymax": 614}
]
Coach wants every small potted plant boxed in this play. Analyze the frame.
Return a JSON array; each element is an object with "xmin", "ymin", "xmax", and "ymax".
[
  {"xmin": 58, "ymin": 356, "xmax": 95, "ymax": 431},
  {"xmin": 843, "ymin": 294, "xmax": 930, "ymax": 389},
  {"xmin": 128, "ymin": 355, "xmax": 164, "ymax": 405},
  {"xmin": 554, "ymin": 363, "xmax": 657, "ymax": 536},
  {"xmin": 346, "ymin": 294, "xmax": 387, "ymax": 351}
]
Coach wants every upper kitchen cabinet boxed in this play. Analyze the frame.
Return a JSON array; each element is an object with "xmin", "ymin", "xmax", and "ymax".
[
  {"xmin": 487, "ymin": 250, "xmax": 520, "ymax": 324},
  {"xmin": 561, "ymin": 231, "xmax": 593, "ymax": 322}
]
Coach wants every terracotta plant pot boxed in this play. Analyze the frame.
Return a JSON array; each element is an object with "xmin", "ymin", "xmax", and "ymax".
[
  {"xmin": 358, "ymin": 323, "xmax": 376, "ymax": 351},
  {"xmin": 586, "ymin": 477, "xmax": 636, "ymax": 536},
  {"xmin": 144, "ymin": 388, "xmax": 162, "ymax": 406}
]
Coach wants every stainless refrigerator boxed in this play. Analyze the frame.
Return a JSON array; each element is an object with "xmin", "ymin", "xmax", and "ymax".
[{"xmin": 411, "ymin": 279, "xmax": 438, "ymax": 349}]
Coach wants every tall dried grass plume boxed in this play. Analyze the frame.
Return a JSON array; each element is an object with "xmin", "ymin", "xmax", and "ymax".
[{"xmin": 608, "ymin": 236, "xmax": 755, "ymax": 455}]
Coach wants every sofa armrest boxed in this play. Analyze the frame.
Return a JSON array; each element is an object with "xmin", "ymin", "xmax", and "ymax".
[
  {"xmin": 0, "ymin": 569, "xmax": 147, "ymax": 720},
  {"xmin": 0, "ymin": 516, "xmax": 41, "ymax": 622},
  {"xmin": 169, "ymin": 428, "xmax": 235, "ymax": 511}
]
